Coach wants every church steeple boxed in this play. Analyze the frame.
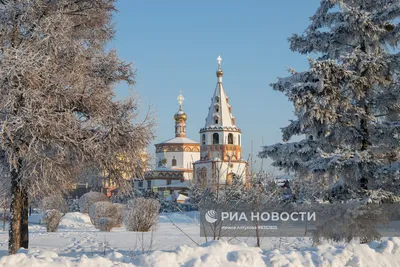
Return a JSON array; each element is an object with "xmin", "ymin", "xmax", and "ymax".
[
  {"xmin": 174, "ymin": 91, "xmax": 187, "ymax": 137},
  {"xmin": 199, "ymin": 56, "xmax": 242, "ymax": 161},
  {"xmin": 204, "ymin": 55, "xmax": 238, "ymax": 131}
]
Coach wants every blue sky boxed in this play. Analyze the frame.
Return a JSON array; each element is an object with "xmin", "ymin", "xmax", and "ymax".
[{"xmin": 110, "ymin": 0, "xmax": 320, "ymax": 172}]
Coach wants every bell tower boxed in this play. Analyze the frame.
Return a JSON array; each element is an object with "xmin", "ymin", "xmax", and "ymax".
[
  {"xmin": 194, "ymin": 56, "xmax": 248, "ymax": 187},
  {"xmin": 199, "ymin": 56, "xmax": 242, "ymax": 162}
]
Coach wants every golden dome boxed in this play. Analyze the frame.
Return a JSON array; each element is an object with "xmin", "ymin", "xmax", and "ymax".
[
  {"xmin": 174, "ymin": 111, "xmax": 187, "ymax": 122},
  {"xmin": 216, "ymin": 70, "xmax": 224, "ymax": 77}
]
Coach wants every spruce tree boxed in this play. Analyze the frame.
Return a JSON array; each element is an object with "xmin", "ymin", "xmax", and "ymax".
[{"xmin": 259, "ymin": 0, "xmax": 400, "ymax": 201}]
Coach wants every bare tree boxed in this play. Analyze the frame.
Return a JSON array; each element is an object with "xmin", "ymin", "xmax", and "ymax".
[{"xmin": 0, "ymin": 0, "xmax": 154, "ymax": 254}]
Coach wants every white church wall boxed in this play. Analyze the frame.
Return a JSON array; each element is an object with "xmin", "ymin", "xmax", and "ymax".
[
  {"xmin": 215, "ymin": 161, "xmax": 247, "ymax": 184},
  {"xmin": 156, "ymin": 151, "xmax": 199, "ymax": 170},
  {"xmin": 194, "ymin": 160, "xmax": 247, "ymax": 185},
  {"xmin": 156, "ymin": 151, "xmax": 184, "ymax": 168},
  {"xmin": 182, "ymin": 151, "xmax": 200, "ymax": 169}
]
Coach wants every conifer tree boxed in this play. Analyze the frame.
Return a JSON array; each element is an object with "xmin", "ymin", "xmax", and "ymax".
[{"xmin": 259, "ymin": 0, "xmax": 400, "ymax": 201}]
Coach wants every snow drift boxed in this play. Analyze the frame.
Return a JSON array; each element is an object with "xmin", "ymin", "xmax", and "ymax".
[{"xmin": 1, "ymin": 238, "xmax": 400, "ymax": 267}]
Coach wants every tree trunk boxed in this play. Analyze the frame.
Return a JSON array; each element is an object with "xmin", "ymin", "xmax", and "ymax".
[
  {"xmin": 8, "ymin": 158, "xmax": 25, "ymax": 255},
  {"xmin": 20, "ymin": 190, "xmax": 29, "ymax": 249},
  {"xmin": 8, "ymin": 169, "xmax": 23, "ymax": 254}
]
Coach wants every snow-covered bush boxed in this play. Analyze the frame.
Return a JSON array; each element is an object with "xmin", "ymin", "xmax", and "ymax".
[
  {"xmin": 40, "ymin": 195, "xmax": 68, "ymax": 214},
  {"xmin": 124, "ymin": 198, "xmax": 160, "ymax": 232},
  {"xmin": 89, "ymin": 201, "xmax": 124, "ymax": 231},
  {"xmin": 79, "ymin": 192, "xmax": 108, "ymax": 213},
  {"xmin": 89, "ymin": 201, "xmax": 121, "ymax": 224},
  {"xmin": 113, "ymin": 203, "xmax": 125, "ymax": 227},
  {"xmin": 44, "ymin": 210, "xmax": 62, "ymax": 232},
  {"xmin": 93, "ymin": 217, "xmax": 116, "ymax": 232}
]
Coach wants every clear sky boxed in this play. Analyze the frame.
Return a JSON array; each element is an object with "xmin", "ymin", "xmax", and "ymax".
[{"xmin": 110, "ymin": 0, "xmax": 320, "ymax": 172}]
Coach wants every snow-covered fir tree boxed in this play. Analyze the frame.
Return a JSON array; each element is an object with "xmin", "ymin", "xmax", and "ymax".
[{"xmin": 259, "ymin": 0, "xmax": 400, "ymax": 201}]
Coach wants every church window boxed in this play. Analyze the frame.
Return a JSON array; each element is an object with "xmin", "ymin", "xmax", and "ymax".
[
  {"xmin": 228, "ymin": 133, "xmax": 233, "ymax": 144},
  {"xmin": 216, "ymin": 107, "xmax": 219, "ymax": 112},
  {"xmin": 215, "ymin": 96, "xmax": 220, "ymax": 103},
  {"xmin": 238, "ymin": 135, "xmax": 241, "ymax": 146},
  {"xmin": 215, "ymin": 118, "xmax": 218, "ymax": 124},
  {"xmin": 172, "ymin": 157, "xmax": 177, "ymax": 167},
  {"xmin": 158, "ymin": 160, "xmax": 162, "ymax": 167},
  {"xmin": 213, "ymin": 133, "xmax": 219, "ymax": 144},
  {"xmin": 138, "ymin": 180, "xmax": 143, "ymax": 187},
  {"xmin": 202, "ymin": 134, "xmax": 206, "ymax": 145}
]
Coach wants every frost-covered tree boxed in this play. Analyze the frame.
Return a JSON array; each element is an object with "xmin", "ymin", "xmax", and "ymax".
[
  {"xmin": 0, "ymin": 0, "xmax": 154, "ymax": 254},
  {"xmin": 259, "ymin": 0, "xmax": 400, "ymax": 201}
]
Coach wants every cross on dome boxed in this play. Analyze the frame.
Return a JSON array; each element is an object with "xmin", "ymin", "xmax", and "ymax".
[
  {"xmin": 217, "ymin": 55, "xmax": 222, "ymax": 71},
  {"xmin": 177, "ymin": 90, "xmax": 184, "ymax": 111}
]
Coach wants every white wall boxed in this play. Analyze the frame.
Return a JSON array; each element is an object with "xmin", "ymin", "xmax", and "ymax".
[
  {"xmin": 194, "ymin": 160, "xmax": 247, "ymax": 185},
  {"xmin": 156, "ymin": 151, "xmax": 199, "ymax": 170}
]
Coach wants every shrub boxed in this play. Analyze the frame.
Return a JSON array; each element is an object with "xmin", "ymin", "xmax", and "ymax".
[
  {"xmin": 40, "ymin": 195, "xmax": 68, "ymax": 214},
  {"xmin": 94, "ymin": 217, "xmax": 116, "ymax": 232},
  {"xmin": 79, "ymin": 192, "xmax": 108, "ymax": 213},
  {"xmin": 89, "ymin": 201, "xmax": 124, "ymax": 231},
  {"xmin": 45, "ymin": 210, "xmax": 62, "ymax": 232},
  {"xmin": 124, "ymin": 198, "xmax": 160, "ymax": 232},
  {"xmin": 113, "ymin": 203, "xmax": 125, "ymax": 227}
]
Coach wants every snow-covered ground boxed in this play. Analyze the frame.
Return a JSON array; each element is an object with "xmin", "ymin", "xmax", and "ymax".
[{"xmin": 0, "ymin": 212, "xmax": 399, "ymax": 266}]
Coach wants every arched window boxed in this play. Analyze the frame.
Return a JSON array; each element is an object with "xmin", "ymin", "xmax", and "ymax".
[
  {"xmin": 213, "ymin": 133, "xmax": 219, "ymax": 144},
  {"xmin": 228, "ymin": 133, "xmax": 233, "ymax": 144},
  {"xmin": 172, "ymin": 157, "xmax": 177, "ymax": 167},
  {"xmin": 202, "ymin": 134, "xmax": 206, "ymax": 145},
  {"xmin": 158, "ymin": 160, "xmax": 162, "ymax": 167},
  {"xmin": 215, "ymin": 96, "xmax": 220, "ymax": 103},
  {"xmin": 214, "ymin": 116, "xmax": 219, "ymax": 124}
]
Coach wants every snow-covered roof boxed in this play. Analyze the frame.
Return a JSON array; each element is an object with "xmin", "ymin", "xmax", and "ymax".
[{"xmin": 158, "ymin": 137, "xmax": 199, "ymax": 145}]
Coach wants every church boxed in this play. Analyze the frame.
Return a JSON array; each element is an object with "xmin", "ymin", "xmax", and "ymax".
[{"xmin": 136, "ymin": 56, "xmax": 248, "ymax": 196}]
